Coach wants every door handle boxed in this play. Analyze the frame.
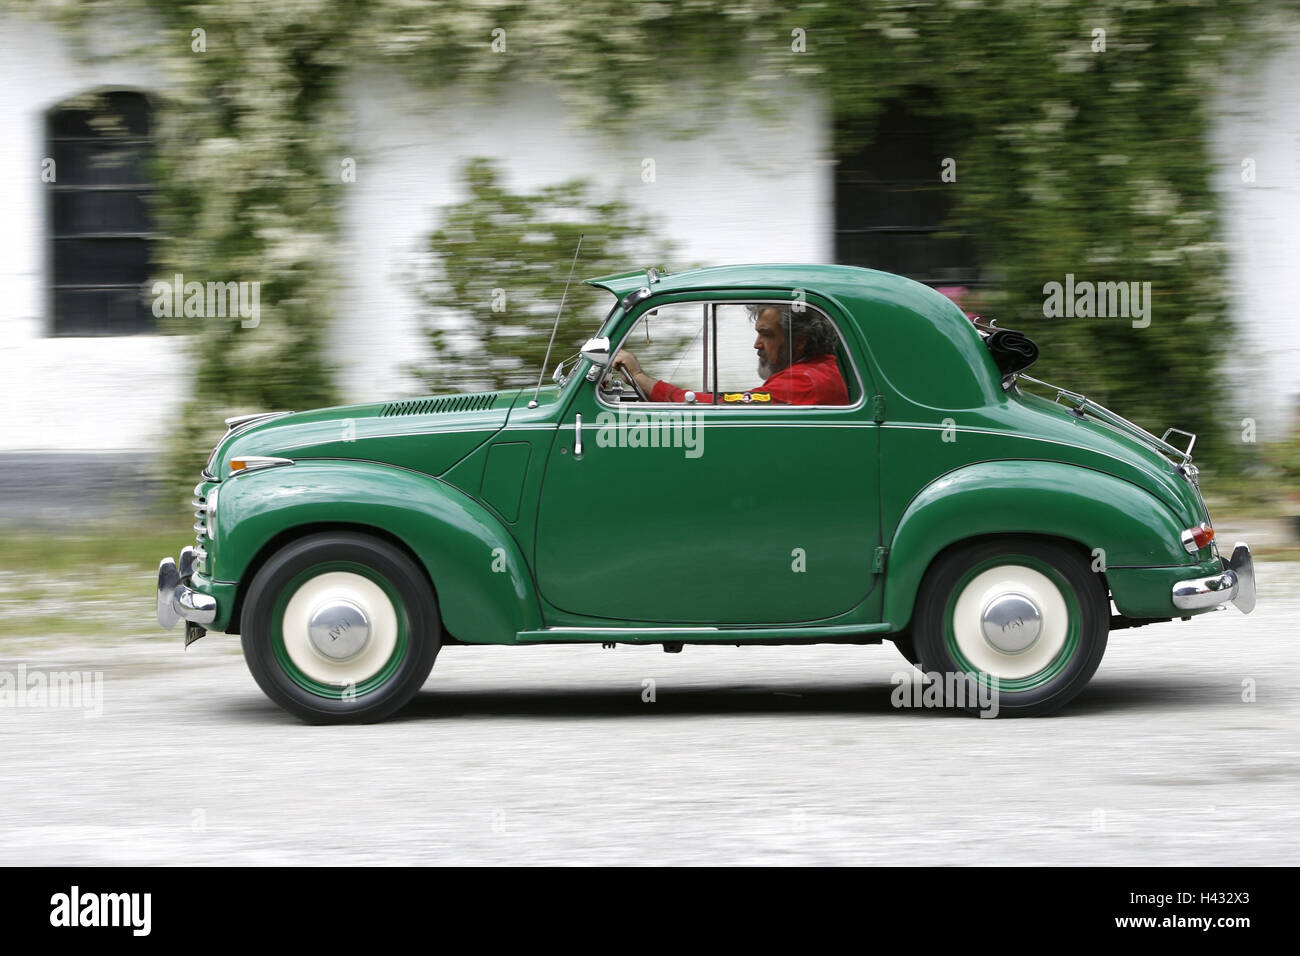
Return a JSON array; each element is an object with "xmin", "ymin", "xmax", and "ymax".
[{"xmin": 574, "ymin": 413, "xmax": 583, "ymax": 457}]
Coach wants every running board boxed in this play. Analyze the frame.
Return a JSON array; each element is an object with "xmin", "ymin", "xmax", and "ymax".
[{"xmin": 515, "ymin": 623, "xmax": 892, "ymax": 644}]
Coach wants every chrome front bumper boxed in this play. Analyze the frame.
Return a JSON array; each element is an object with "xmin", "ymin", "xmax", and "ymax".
[
  {"xmin": 1172, "ymin": 541, "xmax": 1256, "ymax": 614},
  {"xmin": 157, "ymin": 546, "xmax": 217, "ymax": 633}
]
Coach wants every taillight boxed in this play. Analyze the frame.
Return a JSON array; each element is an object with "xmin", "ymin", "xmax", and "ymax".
[{"xmin": 1181, "ymin": 523, "xmax": 1215, "ymax": 553}]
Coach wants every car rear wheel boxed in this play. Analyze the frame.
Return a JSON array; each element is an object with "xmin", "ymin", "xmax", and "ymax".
[
  {"xmin": 912, "ymin": 537, "xmax": 1108, "ymax": 717},
  {"xmin": 240, "ymin": 532, "xmax": 440, "ymax": 723}
]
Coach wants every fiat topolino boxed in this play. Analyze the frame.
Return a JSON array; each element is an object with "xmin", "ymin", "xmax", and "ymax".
[{"xmin": 157, "ymin": 265, "xmax": 1255, "ymax": 722}]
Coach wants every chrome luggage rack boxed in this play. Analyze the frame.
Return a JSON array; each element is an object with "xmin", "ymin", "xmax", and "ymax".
[{"xmin": 1014, "ymin": 373, "xmax": 1196, "ymax": 466}]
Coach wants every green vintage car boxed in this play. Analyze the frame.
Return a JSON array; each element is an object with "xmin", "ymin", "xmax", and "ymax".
[{"xmin": 157, "ymin": 264, "xmax": 1255, "ymax": 722}]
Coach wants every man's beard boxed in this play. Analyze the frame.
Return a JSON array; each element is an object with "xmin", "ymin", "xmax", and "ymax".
[{"xmin": 757, "ymin": 350, "xmax": 791, "ymax": 380}]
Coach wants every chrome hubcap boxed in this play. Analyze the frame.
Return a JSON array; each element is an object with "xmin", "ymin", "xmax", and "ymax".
[
  {"xmin": 307, "ymin": 599, "xmax": 371, "ymax": 661},
  {"xmin": 980, "ymin": 592, "xmax": 1042, "ymax": 654},
  {"xmin": 281, "ymin": 571, "xmax": 399, "ymax": 686},
  {"xmin": 951, "ymin": 564, "xmax": 1069, "ymax": 680}
]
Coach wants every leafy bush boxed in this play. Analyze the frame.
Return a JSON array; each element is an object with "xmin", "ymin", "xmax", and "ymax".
[{"xmin": 412, "ymin": 159, "xmax": 671, "ymax": 394}]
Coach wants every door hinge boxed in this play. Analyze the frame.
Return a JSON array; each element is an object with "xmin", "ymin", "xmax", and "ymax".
[
  {"xmin": 871, "ymin": 394, "xmax": 886, "ymax": 422},
  {"xmin": 873, "ymin": 546, "xmax": 888, "ymax": 573}
]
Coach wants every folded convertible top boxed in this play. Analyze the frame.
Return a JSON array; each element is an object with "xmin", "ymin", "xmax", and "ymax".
[{"xmin": 972, "ymin": 317, "xmax": 1039, "ymax": 375}]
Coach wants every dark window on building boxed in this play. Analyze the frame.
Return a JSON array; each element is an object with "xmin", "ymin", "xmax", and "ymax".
[
  {"xmin": 835, "ymin": 96, "xmax": 980, "ymax": 288},
  {"xmin": 46, "ymin": 90, "xmax": 155, "ymax": 335}
]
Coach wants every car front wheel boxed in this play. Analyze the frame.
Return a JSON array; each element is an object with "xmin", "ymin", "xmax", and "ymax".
[
  {"xmin": 912, "ymin": 537, "xmax": 1108, "ymax": 717},
  {"xmin": 240, "ymin": 532, "xmax": 440, "ymax": 723}
]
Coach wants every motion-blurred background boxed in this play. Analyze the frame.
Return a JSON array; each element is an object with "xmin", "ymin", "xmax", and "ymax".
[{"xmin": 1, "ymin": 0, "xmax": 1298, "ymax": 638}]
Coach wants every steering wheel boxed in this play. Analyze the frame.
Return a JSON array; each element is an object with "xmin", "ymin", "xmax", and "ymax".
[{"xmin": 608, "ymin": 362, "xmax": 650, "ymax": 402}]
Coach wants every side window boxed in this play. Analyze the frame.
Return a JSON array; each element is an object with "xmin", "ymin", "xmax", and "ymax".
[
  {"xmin": 604, "ymin": 299, "xmax": 855, "ymax": 407},
  {"xmin": 711, "ymin": 304, "xmax": 763, "ymax": 395},
  {"xmin": 600, "ymin": 301, "xmax": 707, "ymax": 402},
  {"xmin": 712, "ymin": 303, "xmax": 852, "ymax": 406}
]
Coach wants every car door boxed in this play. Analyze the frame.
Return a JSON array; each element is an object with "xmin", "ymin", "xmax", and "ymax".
[{"xmin": 534, "ymin": 294, "xmax": 880, "ymax": 625}]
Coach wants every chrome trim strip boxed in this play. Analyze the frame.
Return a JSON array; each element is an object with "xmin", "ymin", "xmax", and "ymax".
[
  {"xmin": 541, "ymin": 626, "xmax": 721, "ymax": 633},
  {"xmin": 556, "ymin": 421, "xmax": 879, "ymax": 430},
  {"xmin": 224, "ymin": 410, "xmax": 294, "ymax": 433},
  {"xmin": 278, "ymin": 425, "xmax": 504, "ymax": 450}
]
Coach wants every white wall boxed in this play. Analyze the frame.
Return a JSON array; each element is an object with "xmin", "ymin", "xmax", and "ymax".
[
  {"xmin": 0, "ymin": 13, "xmax": 183, "ymax": 452},
  {"xmin": 1210, "ymin": 23, "xmax": 1300, "ymax": 442},
  {"xmin": 334, "ymin": 73, "xmax": 833, "ymax": 401},
  {"xmin": 3, "ymin": 13, "xmax": 1297, "ymax": 453},
  {"xmin": 0, "ymin": 29, "xmax": 832, "ymax": 450},
  {"xmin": 21, "ymin": 17, "xmax": 1295, "ymax": 453}
]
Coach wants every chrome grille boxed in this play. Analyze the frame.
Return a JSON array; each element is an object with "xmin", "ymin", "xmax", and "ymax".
[{"xmin": 192, "ymin": 482, "xmax": 209, "ymax": 553}]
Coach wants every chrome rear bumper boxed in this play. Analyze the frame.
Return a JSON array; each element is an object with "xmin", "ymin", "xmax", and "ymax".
[
  {"xmin": 157, "ymin": 546, "xmax": 217, "ymax": 631},
  {"xmin": 1172, "ymin": 541, "xmax": 1255, "ymax": 614}
]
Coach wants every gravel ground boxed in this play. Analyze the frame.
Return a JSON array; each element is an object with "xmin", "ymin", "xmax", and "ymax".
[{"xmin": 0, "ymin": 561, "xmax": 1296, "ymax": 865}]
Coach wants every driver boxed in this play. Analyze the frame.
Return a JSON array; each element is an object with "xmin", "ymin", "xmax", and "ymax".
[{"xmin": 614, "ymin": 304, "xmax": 849, "ymax": 405}]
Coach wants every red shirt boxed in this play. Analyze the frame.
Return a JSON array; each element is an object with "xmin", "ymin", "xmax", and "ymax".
[{"xmin": 650, "ymin": 353, "xmax": 849, "ymax": 405}]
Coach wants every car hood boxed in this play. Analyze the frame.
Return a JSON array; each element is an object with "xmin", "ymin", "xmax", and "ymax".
[{"xmin": 212, "ymin": 389, "xmax": 519, "ymax": 479}]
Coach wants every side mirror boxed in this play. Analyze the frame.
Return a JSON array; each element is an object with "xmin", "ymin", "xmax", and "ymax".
[{"xmin": 580, "ymin": 336, "xmax": 611, "ymax": 367}]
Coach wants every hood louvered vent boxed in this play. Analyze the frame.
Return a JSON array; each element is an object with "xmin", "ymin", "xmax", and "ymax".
[{"xmin": 379, "ymin": 393, "xmax": 499, "ymax": 417}]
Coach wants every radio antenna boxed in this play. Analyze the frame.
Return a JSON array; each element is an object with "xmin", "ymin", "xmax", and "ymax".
[{"xmin": 529, "ymin": 233, "xmax": 584, "ymax": 409}]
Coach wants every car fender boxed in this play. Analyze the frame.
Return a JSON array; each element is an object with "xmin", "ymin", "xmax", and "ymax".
[
  {"xmin": 214, "ymin": 460, "xmax": 540, "ymax": 642},
  {"xmin": 882, "ymin": 460, "xmax": 1190, "ymax": 629}
]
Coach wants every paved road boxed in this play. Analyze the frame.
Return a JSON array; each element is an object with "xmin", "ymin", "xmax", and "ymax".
[{"xmin": 1, "ymin": 562, "xmax": 1297, "ymax": 865}]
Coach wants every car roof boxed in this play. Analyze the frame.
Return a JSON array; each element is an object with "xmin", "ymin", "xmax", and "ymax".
[
  {"xmin": 584, "ymin": 263, "xmax": 928, "ymax": 301},
  {"xmin": 585, "ymin": 262, "xmax": 1002, "ymax": 411}
]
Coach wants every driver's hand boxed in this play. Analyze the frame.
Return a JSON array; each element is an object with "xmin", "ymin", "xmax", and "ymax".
[{"xmin": 614, "ymin": 349, "xmax": 643, "ymax": 377}]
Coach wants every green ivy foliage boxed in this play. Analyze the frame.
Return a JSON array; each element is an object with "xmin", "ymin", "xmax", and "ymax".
[
  {"xmin": 13, "ymin": 0, "xmax": 1284, "ymax": 476},
  {"xmin": 411, "ymin": 158, "xmax": 668, "ymax": 394}
]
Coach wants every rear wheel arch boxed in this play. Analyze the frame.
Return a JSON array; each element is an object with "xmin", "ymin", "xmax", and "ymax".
[
  {"xmin": 890, "ymin": 532, "xmax": 1104, "ymax": 633},
  {"xmin": 882, "ymin": 461, "xmax": 1179, "ymax": 629}
]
